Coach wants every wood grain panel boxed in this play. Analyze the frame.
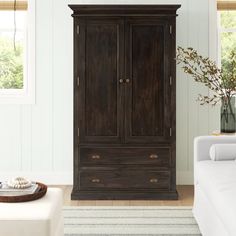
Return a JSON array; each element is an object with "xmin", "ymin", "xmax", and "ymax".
[
  {"xmin": 78, "ymin": 18, "xmax": 124, "ymax": 144},
  {"xmin": 125, "ymin": 19, "xmax": 171, "ymax": 144},
  {"xmin": 131, "ymin": 25, "xmax": 164, "ymax": 136},
  {"xmin": 79, "ymin": 170, "xmax": 170, "ymax": 190},
  {"xmin": 80, "ymin": 147, "xmax": 171, "ymax": 166},
  {"xmin": 85, "ymin": 24, "xmax": 118, "ymax": 136}
]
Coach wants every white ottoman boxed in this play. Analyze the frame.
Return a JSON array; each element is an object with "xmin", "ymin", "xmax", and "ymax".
[{"xmin": 0, "ymin": 188, "xmax": 64, "ymax": 236}]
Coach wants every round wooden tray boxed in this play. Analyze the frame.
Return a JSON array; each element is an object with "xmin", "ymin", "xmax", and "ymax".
[{"xmin": 0, "ymin": 182, "xmax": 47, "ymax": 203}]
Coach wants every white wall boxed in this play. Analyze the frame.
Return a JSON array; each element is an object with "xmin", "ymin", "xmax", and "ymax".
[{"xmin": 0, "ymin": 0, "xmax": 219, "ymax": 185}]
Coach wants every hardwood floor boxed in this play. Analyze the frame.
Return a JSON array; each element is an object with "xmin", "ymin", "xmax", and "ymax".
[{"xmin": 54, "ymin": 185, "xmax": 194, "ymax": 206}]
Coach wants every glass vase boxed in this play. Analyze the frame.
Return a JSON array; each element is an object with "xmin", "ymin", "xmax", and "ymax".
[{"xmin": 221, "ymin": 97, "xmax": 236, "ymax": 133}]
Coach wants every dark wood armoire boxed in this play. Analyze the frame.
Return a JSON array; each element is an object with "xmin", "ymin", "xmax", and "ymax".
[{"xmin": 69, "ymin": 5, "xmax": 181, "ymax": 200}]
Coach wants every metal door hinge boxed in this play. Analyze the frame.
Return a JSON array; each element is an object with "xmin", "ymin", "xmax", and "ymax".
[
  {"xmin": 78, "ymin": 128, "xmax": 80, "ymax": 137},
  {"xmin": 169, "ymin": 76, "xmax": 172, "ymax": 86},
  {"xmin": 169, "ymin": 25, "xmax": 172, "ymax": 34},
  {"xmin": 170, "ymin": 128, "xmax": 172, "ymax": 137},
  {"xmin": 77, "ymin": 25, "xmax": 80, "ymax": 35},
  {"xmin": 77, "ymin": 76, "xmax": 80, "ymax": 87}
]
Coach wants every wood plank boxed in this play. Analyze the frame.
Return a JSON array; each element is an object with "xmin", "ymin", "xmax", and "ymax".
[
  {"xmin": 112, "ymin": 201, "xmax": 130, "ymax": 206},
  {"xmin": 176, "ymin": 0, "xmax": 189, "ymax": 174},
  {"xmin": 52, "ymin": 0, "xmax": 73, "ymax": 172},
  {"xmin": 96, "ymin": 201, "xmax": 113, "ymax": 206},
  {"xmin": 0, "ymin": 106, "xmax": 21, "ymax": 171},
  {"xmin": 129, "ymin": 201, "xmax": 149, "ymax": 206},
  {"xmin": 21, "ymin": 106, "xmax": 32, "ymax": 171},
  {"xmin": 197, "ymin": 0, "xmax": 210, "ymax": 138},
  {"xmin": 209, "ymin": 0, "xmax": 221, "ymax": 134},
  {"xmin": 78, "ymin": 201, "xmax": 96, "ymax": 206},
  {"xmin": 187, "ymin": 0, "xmax": 203, "ymax": 173},
  {"xmin": 31, "ymin": 0, "xmax": 53, "ymax": 172}
]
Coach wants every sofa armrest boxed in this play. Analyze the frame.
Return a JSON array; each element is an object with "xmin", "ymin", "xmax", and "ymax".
[{"xmin": 194, "ymin": 136, "xmax": 236, "ymax": 163}]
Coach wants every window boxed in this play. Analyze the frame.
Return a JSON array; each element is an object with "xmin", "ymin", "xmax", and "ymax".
[
  {"xmin": 0, "ymin": 0, "xmax": 35, "ymax": 104},
  {"xmin": 218, "ymin": 1, "xmax": 236, "ymax": 72}
]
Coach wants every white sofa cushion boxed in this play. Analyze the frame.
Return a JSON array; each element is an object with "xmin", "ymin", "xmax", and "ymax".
[
  {"xmin": 209, "ymin": 144, "xmax": 236, "ymax": 161},
  {"xmin": 196, "ymin": 160, "xmax": 236, "ymax": 236}
]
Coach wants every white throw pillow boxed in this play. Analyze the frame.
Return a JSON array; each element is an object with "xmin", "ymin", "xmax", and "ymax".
[{"xmin": 210, "ymin": 144, "xmax": 236, "ymax": 161}]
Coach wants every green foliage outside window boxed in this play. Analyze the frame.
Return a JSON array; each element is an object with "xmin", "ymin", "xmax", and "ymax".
[
  {"xmin": 0, "ymin": 37, "xmax": 23, "ymax": 89},
  {"xmin": 221, "ymin": 11, "xmax": 236, "ymax": 74}
]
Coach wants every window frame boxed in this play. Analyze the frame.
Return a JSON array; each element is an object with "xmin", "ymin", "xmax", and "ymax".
[{"xmin": 0, "ymin": 0, "xmax": 35, "ymax": 104}]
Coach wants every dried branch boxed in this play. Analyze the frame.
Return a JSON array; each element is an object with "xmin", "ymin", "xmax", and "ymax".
[{"xmin": 176, "ymin": 47, "xmax": 236, "ymax": 106}]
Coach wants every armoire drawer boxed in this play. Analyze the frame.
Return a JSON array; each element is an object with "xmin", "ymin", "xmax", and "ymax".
[
  {"xmin": 80, "ymin": 147, "xmax": 171, "ymax": 166},
  {"xmin": 79, "ymin": 170, "xmax": 170, "ymax": 190}
]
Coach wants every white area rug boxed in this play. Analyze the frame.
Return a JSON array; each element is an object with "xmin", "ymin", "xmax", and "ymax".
[{"xmin": 63, "ymin": 206, "xmax": 201, "ymax": 236}]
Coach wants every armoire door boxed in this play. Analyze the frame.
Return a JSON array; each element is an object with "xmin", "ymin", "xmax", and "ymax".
[
  {"xmin": 77, "ymin": 18, "xmax": 124, "ymax": 144},
  {"xmin": 124, "ymin": 19, "xmax": 172, "ymax": 144}
]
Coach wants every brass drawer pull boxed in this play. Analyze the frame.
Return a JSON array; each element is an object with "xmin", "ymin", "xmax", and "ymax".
[
  {"xmin": 125, "ymin": 79, "xmax": 130, "ymax": 83},
  {"xmin": 119, "ymin": 79, "xmax": 124, "ymax": 83},
  {"xmin": 91, "ymin": 155, "xmax": 100, "ymax": 160},
  {"xmin": 150, "ymin": 178, "xmax": 158, "ymax": 183},
  {"xmin": 91, "ymin": 178, "xmax": 100, "ymax": 183},
  {"xmin": 149, "ymin": 154, "xmax": 158, "ymax": 159}
]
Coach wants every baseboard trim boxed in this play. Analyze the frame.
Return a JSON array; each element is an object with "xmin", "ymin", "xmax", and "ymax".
[{"xmin": 0, "ymin": 172, "xmax": 73, "ymax": 185}]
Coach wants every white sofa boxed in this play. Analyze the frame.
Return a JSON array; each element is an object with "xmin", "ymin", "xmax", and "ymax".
[{"xmin": 193, "ymin": 136, "xmax": 236, "ymax": 236}]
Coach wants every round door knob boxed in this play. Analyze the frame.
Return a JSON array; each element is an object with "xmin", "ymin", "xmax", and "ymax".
[
  {"xmin": 125, "ymin": 79, "xmax": 130, "ymax": 83},
  {"xmin": 119, "ymin": 79, "xmax": 124, "ymax": 83}
]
